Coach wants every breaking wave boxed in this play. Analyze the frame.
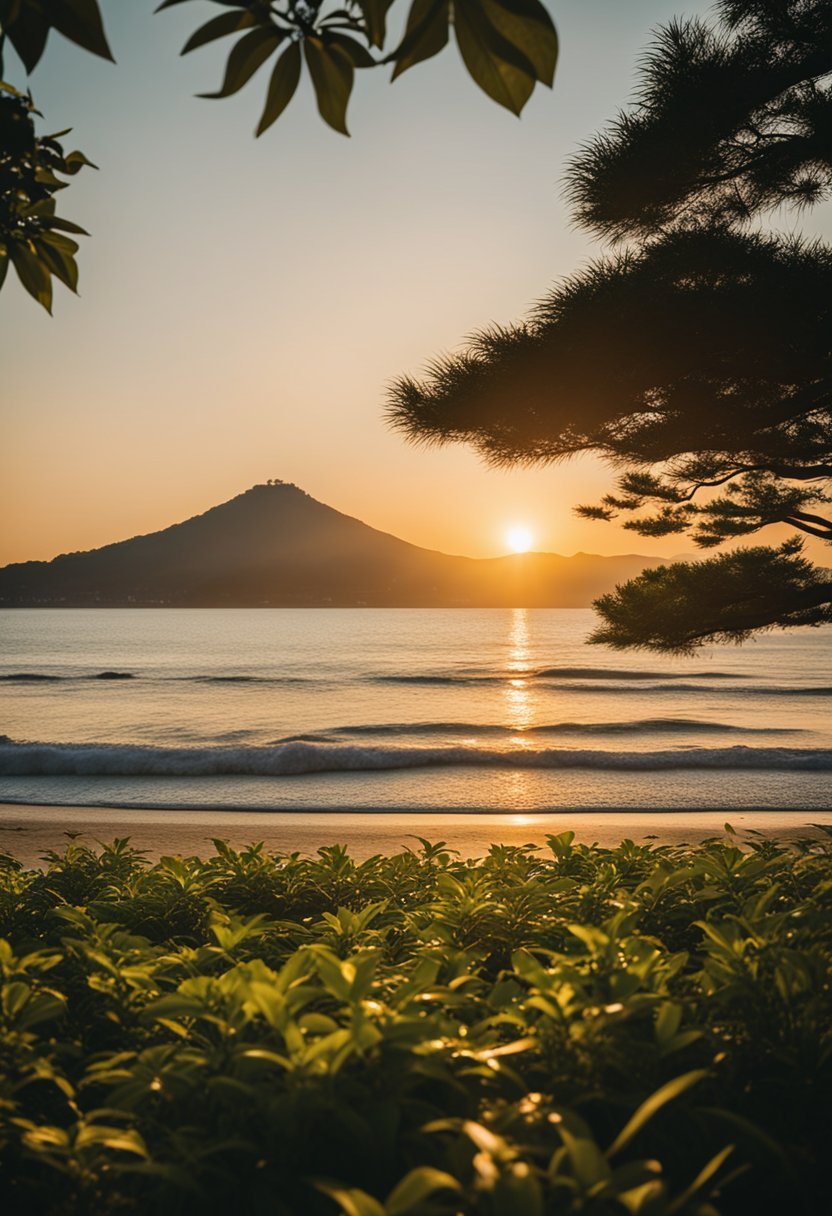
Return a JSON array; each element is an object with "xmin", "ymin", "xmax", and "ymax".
[
  {"xmin": 317, "ymin": 718, "xmax": 801, "ymax": 738},
  {"xmin": 0, "ymin": 739, "xmax": 828, "ymax": 777}
]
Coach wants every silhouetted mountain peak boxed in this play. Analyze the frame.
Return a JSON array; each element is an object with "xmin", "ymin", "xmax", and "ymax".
[{"xmin": 0, "ymin": 484, "xmax": 667, "ymax": 608}]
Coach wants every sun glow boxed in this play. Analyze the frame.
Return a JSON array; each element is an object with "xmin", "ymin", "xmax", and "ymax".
[{"xmin": 505, "ymin": 525, "xmax": 534, "ymax": 554}]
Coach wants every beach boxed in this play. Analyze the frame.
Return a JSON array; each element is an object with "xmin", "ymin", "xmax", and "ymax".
[{"xmin": 2, "ymin": 803, "xmax": 830, "ymax": 867}]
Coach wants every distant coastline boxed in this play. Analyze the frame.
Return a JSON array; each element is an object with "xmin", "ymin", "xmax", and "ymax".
[{"xmin": 0, "ymin": 483, "xmax": 667, "ymax": 609}]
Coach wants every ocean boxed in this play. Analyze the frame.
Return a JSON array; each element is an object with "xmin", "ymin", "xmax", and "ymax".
[{"xmin": 0, "ymin": 607, "xmax": 830, "ymax": 813}]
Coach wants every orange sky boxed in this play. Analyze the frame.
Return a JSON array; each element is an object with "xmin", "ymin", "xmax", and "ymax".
[{"xmin": 2, "ymin": 1, "xmax": 830, "ymax": 567}]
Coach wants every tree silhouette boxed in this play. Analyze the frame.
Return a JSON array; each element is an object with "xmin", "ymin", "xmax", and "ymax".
[
  {"xmin": 388, "ymin": 0, "xmax": 832, "ymax": 652},
  {"xmin": 0, "ymin": 0, "xmax": 558, "ymax": 309}
]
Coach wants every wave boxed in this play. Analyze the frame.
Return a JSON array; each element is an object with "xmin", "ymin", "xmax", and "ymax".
[
  {"xmin": 1, "ymin": 671, "xmax": 135, "ymax": 682},
  {"xmin": 532, "ymin": 667, "xmax": 741, "ymax": 680},
  {"xmin": 371, "ymin": 673, "xmax": 832, "ymax": 695},
  {"xmin": 372, "ymin": 666, "xmax": 741, "ymax": 684},
  {"xmin": 1, "ymin": 739, "xmax": 828, "ymax": 777},
  {"xmin": 189, "ymin": 675, "xmax": 314, "ymax": 685},
  {"xmin": 4, "ymin": 668, "xmax": 828, "ymax": 697},
  {"xmin": 321, "ymin": 718, "xmax": 801, "ymax": 739}
]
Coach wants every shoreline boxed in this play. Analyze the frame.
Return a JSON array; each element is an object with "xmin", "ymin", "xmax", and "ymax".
[{"xmin": 2, "ymin": 803, "xmax": 830, "ymax": 866}]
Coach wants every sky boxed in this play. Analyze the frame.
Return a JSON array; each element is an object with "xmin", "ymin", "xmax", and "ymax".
[{"xmin": 2, "ymin": 0, "xmax": 830, "ymax": 566}]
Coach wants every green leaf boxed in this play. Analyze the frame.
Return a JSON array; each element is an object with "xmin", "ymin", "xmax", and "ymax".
[
  {"xmin": 33, "ymin": 234, "xmax": 79, "ymax": 293},
  {"xmin": 199, "ymin": 27, "xmax": 285, "ymax": 99},
  {"xmin": 386, "ymin": 1167, "xmax": 461, "ymax": 1216},
  {"xmin": 314, "ymin": 1182, "xmax": 386, "ymax": 1216},
  {"xmin": 607, "ymin": 1069, "xmax": 709, "ymax": 1158},
  {"xmin": 44, "ymin": 216, "xmax": 90, "ymax": 236},
  {"xmin": 483, "ymin": 0, "xmax": 557, "ymax": 86},
  {"xmin": 182, "ymin": 9, "xmax": 256, "ymax": 55},
  {"xmin": 389, "ymin": 0, "xmax": 450, "ymax": 80},
  {"xmin": 50, "ymin": 0, "xmax": 114, "ymax": 62},
  {"xmin": 63, "ymin": 150, "xmax": 99, "ymax": 173},
  {"xmin": 303, "ymin": 37, "xmax": 354, "ymax": 137},
  {"xmin": 324, "ymin": 32, "xmax": 376, "ymax": 69},
  {"xmin": 4, "ymin": 5, "xmax": 51, "ymax": 72},
  {"xmin": 75, "ymin": 1124, "xmax": 149, "ymax": 1157},
  {"xmin": 357, "ymin": 0, "xmax": 396, "ymax": 49},
  {"xmin": 256, "ymin": 41, "xmax": 303, "ymax": 135},
  {"xmin": 9, "ymin": 242, "xmax": 53, "ymax": 313},
  {"xmin": 453, "ymin": 0, "xmax": 536, "ymax": 116},
  {"xmin": 666, "ymin": 1145, "xmax": 734, "ymax": 1215}
]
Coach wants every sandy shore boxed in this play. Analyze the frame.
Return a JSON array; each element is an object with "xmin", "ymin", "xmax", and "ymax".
[{"xmin": 1, "ymin": 803, "xmax": 830, "ymax": 866}]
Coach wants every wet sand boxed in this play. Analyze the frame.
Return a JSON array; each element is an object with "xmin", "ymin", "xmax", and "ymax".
[{"xmin": 1, "ymin": 803, "xmax": 830, "ymax": 866}]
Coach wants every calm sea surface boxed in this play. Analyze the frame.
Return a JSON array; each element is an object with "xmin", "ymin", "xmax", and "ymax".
[{"xmin": 1, "ymin": 608, "xmax": 830, "ymax": 812}]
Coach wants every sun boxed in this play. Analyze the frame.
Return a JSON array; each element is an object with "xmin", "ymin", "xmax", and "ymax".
[{"xmin": 505, "ymin": 525, "xmax": 534, "ymax": 554}]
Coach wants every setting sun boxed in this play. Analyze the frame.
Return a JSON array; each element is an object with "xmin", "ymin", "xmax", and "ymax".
[{"xmin": 505, "ymin": 525, "xmax": 534, "ymax": 553}]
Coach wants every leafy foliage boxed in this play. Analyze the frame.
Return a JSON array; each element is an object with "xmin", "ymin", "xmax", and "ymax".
[
  {"xmin": 0, "ymin": 83, "xmax": 93, "ymax": 310},
  {"xmin": 1, "ymin": 831, "xmax": 831, "ymax": 1214},
  {"xmin": 0, "ymin": 0, "xmax": 557, "ymax": 308},
  {"xmin": 159, "ymin": 0, "xmax": 558, "ymax": 136},
  {"xmin": 387, "ymin": 0, "xmax": 832, "ymax": 651}
]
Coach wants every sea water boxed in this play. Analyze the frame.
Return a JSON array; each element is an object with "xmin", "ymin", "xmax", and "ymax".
[{"xmin": 0, "ymin": 608, "xmax": 829, "ymax": 812}]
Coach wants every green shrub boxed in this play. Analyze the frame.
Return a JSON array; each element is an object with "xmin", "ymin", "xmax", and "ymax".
[{"xmin": 0, "ymin": 830, "xmax": 830, "ymax": 1215}]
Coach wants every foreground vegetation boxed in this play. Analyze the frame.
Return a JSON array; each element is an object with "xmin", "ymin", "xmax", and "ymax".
[{"xmin": 1, "ymin": 830, "xmax": 830, "ymax": 1215}]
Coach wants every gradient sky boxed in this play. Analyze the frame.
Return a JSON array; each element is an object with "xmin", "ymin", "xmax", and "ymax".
[{"xmin": 2, "ymin": 0, "xmax": 830, "ymax": 566}]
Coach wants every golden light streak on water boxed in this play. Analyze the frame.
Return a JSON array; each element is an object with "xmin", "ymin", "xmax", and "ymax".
[{"xmin": 505, "ymin": 608, "xmax": 536, "ymax": 749}]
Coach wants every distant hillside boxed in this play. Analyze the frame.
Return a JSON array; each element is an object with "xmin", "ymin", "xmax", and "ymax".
[{"xmin": 0, "ymin": 483, "xmax": 668, "ymax": 608}]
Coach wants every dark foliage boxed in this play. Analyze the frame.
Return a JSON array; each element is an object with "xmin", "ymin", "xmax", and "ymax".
[
  {"xmin": 387, "ymin": 0, "xmax": 832, "ymax": 650},
  {"xmin": 0, "ymin": 0, "xmax": 557, "ymax": 308},
  {"xmin": 0, "ymin": 83, "xmax": 93, "ymax": 311},
  {"xmin": 567, "ymin": 1, "xmax": 832, "ymax": 239}
]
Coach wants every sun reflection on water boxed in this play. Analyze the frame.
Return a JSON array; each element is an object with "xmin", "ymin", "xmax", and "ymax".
[{"xmin": 505, "ymin": 607, "xmax": 535, "ymax": 739}]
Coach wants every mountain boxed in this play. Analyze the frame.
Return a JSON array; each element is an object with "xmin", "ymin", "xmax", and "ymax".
[{"xmin": 0, "ymin": 483, "xmax": 668, "ymax": 608}]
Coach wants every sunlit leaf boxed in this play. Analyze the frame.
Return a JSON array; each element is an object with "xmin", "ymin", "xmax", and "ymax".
[
  {"xmin": 386, "ymin": 1166, "xmax": 461, "ymax": 1215},
  {"xmin": 314, "ymin": 1181, "xmax": 386, "ymax": 1216},
  {"xmin": 607, "ymin": 1070, "xmax": 709, "ymax": 1157}
]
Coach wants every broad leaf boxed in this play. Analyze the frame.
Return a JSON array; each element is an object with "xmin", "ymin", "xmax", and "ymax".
[
  {"xmin": 454, "ymin": 0, "xmax": 536, "ymax": 116},
  {"xmin": 182, "ymin": 9, "xmax": 256, "ymax": 56},
  {"xmin": 607, "ymin": 1069, "xmax": 708, "ymax": 1157},
  {"xmin": 50, "ymin": 0, "xmax": 114, "ymax": 62},
  {"xmin": 35, "ymin": 232, "xmax": 80, "ymax": 293},
  {"xmin": 256, "ymin": 42, "xmax": 302, "ymax": 136},
  {"xmin": 484, "ymin": 0, "xmax": 558, "ymax": 86},
  {"xmin": 9, "ymin": 240, "xmax": 53, "ymax": 312},
  {"xmin": 304, "ymin": 37, "xmax": 354, "ymax": 136},
  {"xmin": 357, "ymin": 0, "xmax": 397, "ymax": 49},
  {"xmin": 314, "ymin": 1181, "xmax": 386, "ymax": 1216},
  {"xmin": 386, "ymin": 1167, "xmax": 461, "ymax": 1216},
  {"xmin": 324, "ymin": 32, "xmax": 376, "ymax": 69},
  {"xmin": 3, "ymin": 4, "xmax": 50, "ymax": 72},
  {"xmin": 200, "ymin": 27, "xmax": 285, "ymax": 99},
  {"xmin": 389, "ymin": 0, "xmax": 450, "ymax": 80}
]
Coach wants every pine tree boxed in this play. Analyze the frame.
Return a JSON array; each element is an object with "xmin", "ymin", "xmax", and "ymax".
[{"xmin": 388, "ymin": 0, "xmax": 832, "ymax": 651}]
